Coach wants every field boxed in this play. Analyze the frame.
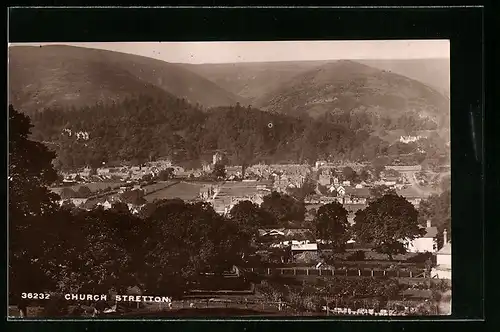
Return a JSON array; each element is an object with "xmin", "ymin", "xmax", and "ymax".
[
  {"xmin": 140, "ymin": 181, "xmax": 178, "ymax": 195},
  {"xmin": 218, "ymin": 181, "xmax": 265, "ymax": 197},
  {"xmin": 144, "ymin": 181, "xmax": 203, "ymax": 202}
]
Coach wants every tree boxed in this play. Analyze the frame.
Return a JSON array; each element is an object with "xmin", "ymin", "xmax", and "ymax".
[
  {"xmin": 212, "ymin": 162, "xmax": 226, "ymax": 180},
  {"xmin": 77, "ymin": 185, "xmax": 92, "ymax": 198},
  {"xmin": 139, "ymin": 202, "xmax": 158, "ymax": 219},
  {"xmin": 359, "ymin": 167, "xmax": 371, "ymax": 182},
  {"xmin": 342, "ymin": 166, "xmax": 356, "ymax": 182},
  {"xmin": 141, "ymin": 174, "xmax": 153, "ymax": 182},
  {"xmin": 229, "ymin": 201, "xmax": 275, "ymax": 231},
  {"xmin": 288, "ymin": 177, "xmax": 316, "ymax": 201},
  {"xmin": 54, "ymin": 208, "xmax": 142, "ymax": 295},
  {"xmin": 158, "ymin": 168, "xmax": 175, "ymax": 181},
  {"xmin": 9, "ymin": 105, "xmax": 61, "ymax": 295},
  {"xmin": 371, "ymin": 157, "xmax": 389, "ymax": 180},
  {"xmin": 353, "ymin": 193, "xmax": 425, "ymax": 260},
  {"xmin": 261, "ymin": 192, "xmax": 306, "ymax": 226},
  {"xmin": 60, "ymin": 187, "xmax": 77, "ymax": 200},
  {"xmin": 144, "ymin": 200, "xmax": 242, "ymax": 295},
  {"xmin": 227, "ymin": 201, "xmax": 273, "ymax": 258},
  {"xmin": 368, "ymin": 185, "xmax": 397, "ymax": 203},
  {"xmin": 418, "ymin": 189, "xmax": 451, "ymax": 249},
  {"xmin": 120, "ymin": 189, "xmax": 147, "ymax": 206},
  {"xmin": 60, "ymin": 199, "xmax": 77, "ymax": 211},
  {"xmin": 110, "ymin": 201, "xmax": 131, "ymax": 214},
  {"xmin": 314, "ymin": 202, "xmax": 350, "ymax": 251}
]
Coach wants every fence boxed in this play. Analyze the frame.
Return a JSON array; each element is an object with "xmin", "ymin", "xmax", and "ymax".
[
  {"xmin": 244, "ymin": 267, "xmax": 428, "ymax": 279},
  {"xmin": 143, "ymin": 298, "xmax": 438, "ymax": 316}
]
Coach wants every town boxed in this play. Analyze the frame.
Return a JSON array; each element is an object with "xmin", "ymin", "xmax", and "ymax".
[{"xmin": 35, "ymin": 150, "xmax": 452, "ymax": 317}]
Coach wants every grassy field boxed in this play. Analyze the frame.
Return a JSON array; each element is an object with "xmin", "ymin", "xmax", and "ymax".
[
  {"xmin": 140, "ymin": 181, "xmax": 178, "ymax": 195},
  {"xmin": 144, "ymin": 182, "xmax": 203, "ymax": 202},
  {"xmin": 217, "ymin": 181, "xmax": 264, "ymax": 197}
]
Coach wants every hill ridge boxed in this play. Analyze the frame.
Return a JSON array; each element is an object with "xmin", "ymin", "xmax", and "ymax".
[{"xmin": 9, "ymin": 45, "xmax": 245, "ymax": 114}]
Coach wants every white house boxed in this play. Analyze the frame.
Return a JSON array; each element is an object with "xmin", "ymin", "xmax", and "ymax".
[
  {"xmin": 98, "ymin": 200, "xmax": 113, "ymax": 210},
  {"xmin": 70, "ymin": 198, "xmax": 88, "ymax": 207},
  {"xmin": 315, "ymin": 160, "xmax": 327, "ymax": 169},
  {"xmin": 291, "ymin": 243, "xmax": 318, "ymax": 254},
  {"xmin": 337, "ymin": 185, "xmax": 346, "ymax": 196},
  {"xmin": 406, "ymin": 220, "xmax": 438, "ymax": 253},
  {"xmin": 432, "ymin": 229, "xmax": 451, "ymax": 279}
]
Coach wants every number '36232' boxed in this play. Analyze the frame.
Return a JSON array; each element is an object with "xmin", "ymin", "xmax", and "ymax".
[{"xmin": 21, "ymin": 293, "xmax": 50, "ymax": 300}]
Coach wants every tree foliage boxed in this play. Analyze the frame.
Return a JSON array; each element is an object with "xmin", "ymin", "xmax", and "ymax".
[
  {"xmin": 314, "ymin": 202, "xmax": 350, "ymax": 250},
  {"xmin": 418, "ymin": 189, "xmax": 451, "ymax": 248},
  {"xmin": 212, "ymin": 162, "xmax": 226, "ymax": 180},
  {"xmin": 27, "ymin": 95, "xmax": 408, "ymax": 171},
  {"xmin": 261, "ymin": 192, "xmax": 306, "ymax": 226},
  {"xmin": 353, "ymin": 194, "xmax": 424, "ymax": 260},
  {"xmin": 9, "ymin": 105, "xmax": 61, "ymax": 295},
  {"xmin": 368, "ymin": 185, "xmax": 397, "ymax": 203},
  {"xmin": 120, "ymin": 189, "xmax": 146, "ymax": 206},
  {"xmin": 342, "ymin": 166, "xmax": 356, "ymax": 182},
  {"xmin": 157, "ymin": 168, "xmax": 175, "ymax": 181}
]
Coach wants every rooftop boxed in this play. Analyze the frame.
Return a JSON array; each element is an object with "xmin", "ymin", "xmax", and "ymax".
[
  {"xmin": 345, "ymin": 187, "xmax": 371, "ymax": 197},
  {"xmin": 421, "ymin": 226, "xmax": 438, "ymax": 238},
  {"xmin": 438, "ymin": 242, "xmax": 451, "ymax": 255},
  {"xmin": 291, "ymin": 243, "xmax": 318, "ymax": 251}
]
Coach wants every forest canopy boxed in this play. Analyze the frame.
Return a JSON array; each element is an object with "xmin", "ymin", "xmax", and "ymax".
[{"xmin": 28, "ymin": 94, "xmax": 446, "ymax": 171}]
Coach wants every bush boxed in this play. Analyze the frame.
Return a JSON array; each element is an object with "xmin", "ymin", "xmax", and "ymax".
[
  {"xmin": 302, "ymin": 295, "xmax": 322, "ymax": 312},
  {"xmin": 347, "ymin": 250, "xmax": 366, "ymax": 261},
  {"xmin": 42, "ymin": 294, "xmax": 69, "ymax": 317},
  {"xmin": 407, "ymin": 252, "xmax": 433, "ymax": 264}
]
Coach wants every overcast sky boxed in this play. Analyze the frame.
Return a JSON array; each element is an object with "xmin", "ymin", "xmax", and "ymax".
[{"xmin": 9, "ymin": 40, "xmax": 449, "ymax": 64}]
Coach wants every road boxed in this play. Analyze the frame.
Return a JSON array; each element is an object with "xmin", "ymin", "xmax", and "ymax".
[{"xmin": 401, "ymin": 171, "xmax": 436, "ymax": 197}]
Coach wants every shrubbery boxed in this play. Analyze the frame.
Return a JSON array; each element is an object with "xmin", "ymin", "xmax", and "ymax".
[{"xmin": 347, "ymin": 250, "xmax": 366, "ymax": 261}]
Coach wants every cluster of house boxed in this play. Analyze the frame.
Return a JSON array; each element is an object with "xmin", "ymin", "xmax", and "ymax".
[
  {"xmin": 204, "ymin": 180, "xmax": 273, "ymax": 215},
  {"xmin": 399, "ymin": 135, "xmax": 422, "ymax": 144},
  {"xmin": 62, "ymin": 128, "xmax": 90, "ymax": 140},
  {"xmin": 55, "ymin": 182, "xmax": 149, "ymax": 213},
  {"xmin": 256, "ymin": 221, "xmax": 451, "ymax": 280},
  {"xmin": 61, "ymin": 160, "xmax": 185, "ymax": 184}
]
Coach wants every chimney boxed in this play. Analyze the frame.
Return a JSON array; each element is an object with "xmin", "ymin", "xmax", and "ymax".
[
  {"xmin": 443, "ymin": 229, "xmax": 448, "ymax": 244},
  {"xmin": 426, "ymin": 220, "xmax": 431, "ymax": 228}
]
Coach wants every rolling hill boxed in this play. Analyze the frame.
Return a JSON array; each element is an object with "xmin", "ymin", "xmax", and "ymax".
[
  {"xmin": 181, "ymin": 61, "xmax": 323, "ymax": 105},
  {"xmin": 358, "ymin": 58, "xmax": 450, "ymax": 98},
  {"xmin": 253, "ymin": 60, "xmax": 449, "ymax": 122},
  {"xmin": 186, "ymin": 58, "xmax": 450, "ymax": 111},
  {"xmin": 8, "ymin": 45, "xmax": 244, "ymax": 115}
]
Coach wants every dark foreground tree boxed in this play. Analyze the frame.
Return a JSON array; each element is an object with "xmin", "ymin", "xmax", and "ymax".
[
  {"xmin": 353, "ymin": 193, "xmax": 424, "ymax": 260},
  {"xmin": 229, "ymin": 200, "xmax": 275, "ymax": 231},
  {"xmin": 368, "ymin": 185, "xmax": 397, "ymax": 203},
  {"xmin": 261, "ymin": 192, "xmax": 306, "ymax": 226},
  {"xmin": 227, "ymin": 201, "xmax": 274, "ymax": 259},
  {"xmin": 314, "ymin": 202, "xmax": 350, "ymax": 251},
  {"xmin": 9, "ymin": 105, "xmax": 61, "ymax": 295},
  {"xmin": 142, "ymin": 200, "xmax": 248, "ymax": 296}
]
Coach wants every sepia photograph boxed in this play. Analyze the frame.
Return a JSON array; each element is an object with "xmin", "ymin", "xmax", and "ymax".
[{"xmin": 8, "ymin": 39, "xmax": 451, "ymax": 319}]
